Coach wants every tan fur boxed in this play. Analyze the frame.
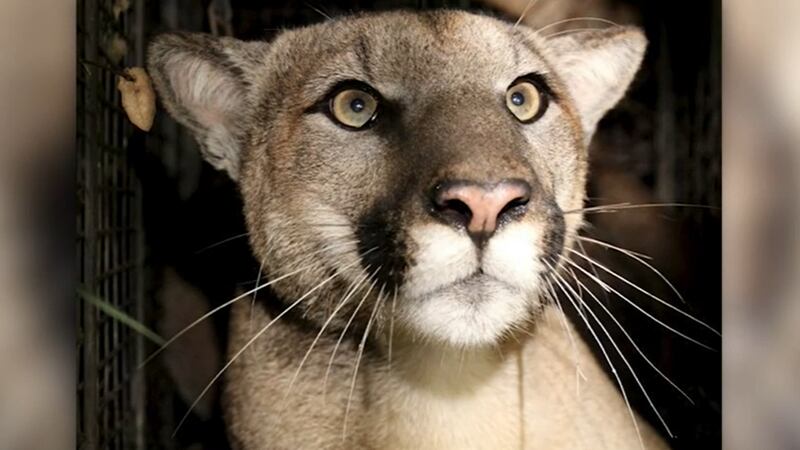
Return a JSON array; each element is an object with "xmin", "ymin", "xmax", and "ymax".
[
  {"xmin": 225, "ymin": 301, "xmax": 667, "ymax": 449},
  {"xmin": 147, "ymin": 10, "xmax": 660, "ymax": 449}
]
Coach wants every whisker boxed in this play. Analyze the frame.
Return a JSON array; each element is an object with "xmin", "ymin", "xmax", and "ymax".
[
  {"xmin": 388, "ymin": 287, "xmax": 398, "ymax": 372},
  {"xmin": 323, "ymin": 266, "xmax": 382, "ymax": 399},
  {"xmin": 304, "ymin": 2, "xmax": 331, "ymax": 20},
  {"xmin": 282, "ymin": 267, "xmax": 371, "ymax": 405},
  {"xmin": 140, "ymin": 261, "xmax": 314, "ymax": 369},
  {"xmin": 545, "ymin": 262, "xmax": 645, "ymax": 450},
  {"xmin": 343, "ymin": 284, "xmax": 386, "ymax": 440},
  {"xmin": 575, "ymin": 235, "xmax": 686, "ymax": 303},
  {"xmin": 305, "ymin": 223, "xmax": 361, "ymax": 227},
  {"xmin": 567, "ymin": 248, "xmax": 720, "ymax": 337},
  {"xmin": 514, "ymin": 0, "xmax": 542, "ymax": 27},
  {"xmin": 193, "ymin": 231, "xmax": 249, "ymax": 254},
  {"xmin": 457, "ymin": 344, "xmax": 467, "ymax": 376},
  {"xmin": 536, "ymin": 17, "xmax": 619, "ymax": 34},
  {"xmin": 171, "ymin": 255, "xmax": 367, "ymax": 436},
  {"xmin": 561, "ymin": 265, "xmax": 674, "ymax": 438},
  {"xmin": 542, "ymin": 279, "xmax": 586, "ymax": 394},
  {"xmin": 564, "ymin": 260, "xmax": 694, "ymax": 404},
  {"xmin": 575, "ymin": 237, "xmax": 612, "ymax": 307},
  {"xmin": 248, "ymin": 263, "xmax": 264, "ymax": 334},
  {"xmin": 141, "ymin": 239, "xmax": 362, "ymax": 369},
  {"xmin": 544, "ymin": 27, "xmax": 607, "ymax": 39},
  {"xmin": 574, "ymin": 234, "xmax": 651, "ymax": 259},
  {"xmin": 563, "ymin": 202, "xmax": 720, "ymax": 215},
  {"xmin": 304, "ymin": 222, "xmax": 387, "ymax": 229},
  {"xmin": 562, "ymin": 253, "xmax": 714, "ymax": 350}
]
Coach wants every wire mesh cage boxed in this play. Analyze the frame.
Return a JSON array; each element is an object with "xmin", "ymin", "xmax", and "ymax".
[{"xmin": 77, "ymin": 0, "xmax": 147, "ymax": 448}]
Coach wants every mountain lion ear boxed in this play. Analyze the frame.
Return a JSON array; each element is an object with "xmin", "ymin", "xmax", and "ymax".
[
  {"xmin": 147, "ymin": 32, "xmax": 263, "ymax": 180},
  {"xmin": 546, "ymin": 26, "xmax": 647, "ymax": 141}
]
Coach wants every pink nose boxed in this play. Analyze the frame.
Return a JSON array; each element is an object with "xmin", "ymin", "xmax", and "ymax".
[{"xmin": 432, "ymin": 180, "xmax": 531, "ymax": 240}]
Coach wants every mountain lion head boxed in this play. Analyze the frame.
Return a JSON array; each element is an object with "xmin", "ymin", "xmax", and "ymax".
[{"xmin": 147, "ymin": 10, "xmax": 645, "ymax": 348}]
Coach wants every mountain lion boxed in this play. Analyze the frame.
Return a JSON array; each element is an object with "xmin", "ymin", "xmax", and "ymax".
[{"xmin": 147, "ymin": 9, "xmax": 666, "ymax": 449}]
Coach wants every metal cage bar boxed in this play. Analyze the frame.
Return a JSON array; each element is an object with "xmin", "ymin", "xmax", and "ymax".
[{"xmin": 77, "ymin": 0, "xmax": 146, "ymax": 448}]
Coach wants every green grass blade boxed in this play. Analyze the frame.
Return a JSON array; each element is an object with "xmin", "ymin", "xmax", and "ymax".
[{"xmin": 78, "ymin": 287, "xmax": 165, "ymax": 346}]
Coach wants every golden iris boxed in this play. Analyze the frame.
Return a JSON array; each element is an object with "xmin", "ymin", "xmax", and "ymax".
[
  {"xmin": 330, "ymin": 89, "xmax": 378, "ymax": 128},
  {"xmin": 505, "ymin": 81, "xmax": 542, "ymax": 122}
]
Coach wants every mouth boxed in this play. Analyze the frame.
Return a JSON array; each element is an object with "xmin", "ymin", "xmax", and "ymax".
[
  {"xmin": 428, "ymin": 269, "xmax": 507, "ymax": 296},
  {"xmin": 389, "ymin": 221, "xmax": 556, "ymax": 346},
  {"xmin": 399, "ymin": 268, "xmax": 534, "ymax": 346}
]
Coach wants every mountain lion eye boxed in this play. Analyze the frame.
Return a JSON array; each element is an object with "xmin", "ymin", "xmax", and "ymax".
[
  {"xmin": 329, "ymin": 88, "xmax": 379, "ymax": 129},
  {"xmin": 505, "ymin": 80, "xmax": 545, "ymax": 123}
]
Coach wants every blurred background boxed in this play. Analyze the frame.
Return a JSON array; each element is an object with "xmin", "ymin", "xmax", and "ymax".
[
  {"xmin": 4, "ymin": 0, "xmax": 790, "ymax": 449},
  {"xmin": 724, "ymin": 0, "xmax": 800, "ymax": 449}
]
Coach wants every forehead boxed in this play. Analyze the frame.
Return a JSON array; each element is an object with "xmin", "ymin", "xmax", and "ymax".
[{"xmin": 281, "ymin": 11, "xmax": 552, "ymax": 98}]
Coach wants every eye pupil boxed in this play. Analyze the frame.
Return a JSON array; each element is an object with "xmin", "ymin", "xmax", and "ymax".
[
  {"xmin": 350, "ymin": 98, "xmax": 365, "ymax": 113},
  {"xmin": 330, "ymin": 86, "xmax": 379, "ymax": 129},
  {"xmin": 511, "ymin": 92, "xmax": 525, "ymax": 106}
]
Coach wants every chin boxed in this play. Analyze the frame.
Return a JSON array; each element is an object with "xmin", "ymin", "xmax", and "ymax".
[
  {"xmin": 399, "ymin": 275, "xmax": 536, "ymax": 347},
  {"xmin": 396, "ymin": 221, "xmax": 550, "ymax": 347}
]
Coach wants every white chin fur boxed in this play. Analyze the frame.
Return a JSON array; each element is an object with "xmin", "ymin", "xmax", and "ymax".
[
  {"xmin": 403, "ymin": 224, "xmax": 479, "ymax": 299},
  {"xmin": 400, "ymin": 222, "xmax": 545, "ymax": 347},
  {"xmin": 482, "ymin": 222, "xmax": 545, "ymax": 294},
  {"xmin": 402, "ymin": 277, "xmax": 530, "ymax": 346}
]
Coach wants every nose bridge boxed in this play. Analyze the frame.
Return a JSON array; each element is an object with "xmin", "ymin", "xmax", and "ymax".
[{"xmin": 410, "ymin": 88, "xmax": 534, "ymax": 184}]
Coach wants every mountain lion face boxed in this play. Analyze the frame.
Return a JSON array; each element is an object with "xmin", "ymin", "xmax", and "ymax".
[{"xmin": 148, "ymin": 11, "xmax": 645, "ymax": 347}]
